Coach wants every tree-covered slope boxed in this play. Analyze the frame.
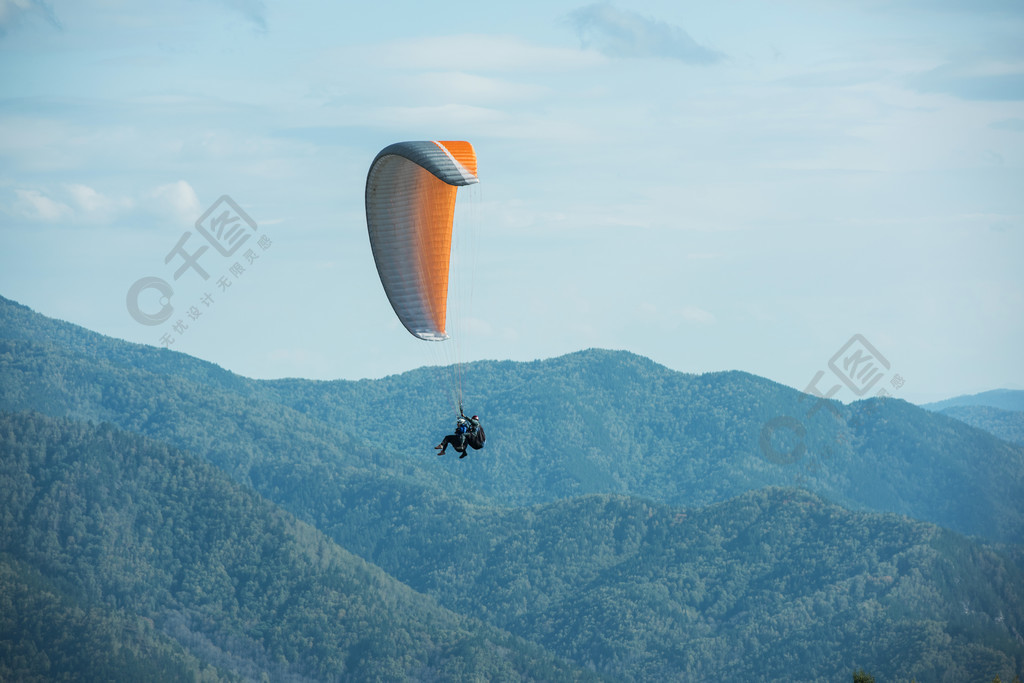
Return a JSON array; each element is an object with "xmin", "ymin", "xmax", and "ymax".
[
  {"xmin": 283, "ymin": 476, "xmax": 1024, "ymax": 682},
  {"xmin": 3, "ymin": 411, "xmax": 1022, "ymax": 682},
  {"xmin": 262, "ymin": 350, "xmax": 1024, "ymax": 544},
  {"xmin": 922, "ymin": 389, "xmax": 1024, "ymax": 447},
  {"xmin": 1, "ymin": 553, "xmax": 229, "ymax": 682},
  {"xmin": 2, "ymin": 295, "xmax": 1023, "ymax": 681},
  {"xmin": 934, "ymin": 405, "xmax": 1024, "ymax": 448},
  {"xmin": 2, "ymin": 293, "xmax": 1023, "ymax": 545},
  {"xmin": 0, "ymin": 411, "xmax": 596, "ymax": 681}
]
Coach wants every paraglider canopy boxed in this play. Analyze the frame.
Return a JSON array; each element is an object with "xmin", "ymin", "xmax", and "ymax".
[{"xmin": 365, "ymin": 140, "xmax": 479, "ymax": 341}]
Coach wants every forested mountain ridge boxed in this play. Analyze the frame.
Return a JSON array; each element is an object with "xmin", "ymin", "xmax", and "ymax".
[
  {"xmin": 0, "ymin": 295, "xmax": 477, "ymax": 506},
  {"xmin": 0, "ymin": 410, "xmax": 600, "ymax": 681},
  {"xmin": 2, "ymin": 294, "xmax": 1024, "ymax": 683},
  {"xmin": 3, "ymin": 410, "xmax": 1022, "ymax": 681},
  {"xmin": 936, "ymin": 405, "xmax": 1024, "ymax": 447},
  {"xmin": 311, "ymin": 480, "xmax": 1024, "ymax": 681},
  {"xmin": 2, "ymin": 294, "xmax": 1022, "ymax": 544},
  {"xmin": 262, "ymin": 350, "xmax": 1024, "ymax": 543}
]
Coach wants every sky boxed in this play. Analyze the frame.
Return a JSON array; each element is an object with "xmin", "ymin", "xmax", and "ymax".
[{"xmin": 0, "ymin": 0, "xmax": 1022, "ymax": 404}]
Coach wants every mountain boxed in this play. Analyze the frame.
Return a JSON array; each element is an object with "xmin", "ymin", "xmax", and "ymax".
[
  {"xmin": 2, "ymin": 293, "xmax": 1024, "ymax": 681},
  {"xmin": 2, "ymin": 294, "xmax": 1022, "ymax": 545},
  {"xmin": 922, "ymin": 391, "xmax": 1024, "ymax": 448},
  {"xmin": 316, "ymin": 480, "xmax": 1024, "ymax": 682},
  {"xmin": 1, "ymin": 553, "xmax": 220, "ymax": 681},
  {"xmin": 261, "ymin": 352, "xmax": 1024, "ymax": 544},
  {"xmin": 934, "ymin": 405, "xmax": 1024, "ymax": 448},
  {"xmin": 0, "ymin": 410, "xmax": 596, "ymax": 681},
  {"xmin": 924, "ymin": 389, "xmax": 1024, "ymax": 413},
  {"xmin": 3, "ymin": 410, "xmax": 1022, "ymax": 682}
]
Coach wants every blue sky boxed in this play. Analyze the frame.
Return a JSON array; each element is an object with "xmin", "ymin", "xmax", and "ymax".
[{"xmin": 1, "ymin": 0, "xmax": 1022, "ymax": 404}]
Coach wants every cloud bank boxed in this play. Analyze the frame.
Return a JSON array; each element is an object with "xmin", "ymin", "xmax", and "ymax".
[{"xmin": 567, "ymin": 3, "xmax": 723, "ymax": 64}]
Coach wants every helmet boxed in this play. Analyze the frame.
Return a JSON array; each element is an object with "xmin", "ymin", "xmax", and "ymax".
[{"xmin": 472, "ymin": 415, "xmax": 479, "ymax": 420}]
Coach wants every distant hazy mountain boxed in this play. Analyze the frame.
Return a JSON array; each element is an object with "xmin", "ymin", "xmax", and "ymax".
[
  {"xmin": 3, "ymin": 294, "xmax": 1023, "ymax": 681},
  {"xmin": 924, "ymin": 389, "xmax": 1024, "ymax": 412},
  {"xmin": 922, "ymin": 390, "xmax": 1024, "ymax": 448}
]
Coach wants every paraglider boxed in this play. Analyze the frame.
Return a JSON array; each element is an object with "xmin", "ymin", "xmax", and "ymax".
[
  {"xmin": 365, "ymin": 141, "xmax": 485, "ymax": 457},
  {"xmin": 435, "ymin": 413, "xmax": 485, "ymax": 458}
]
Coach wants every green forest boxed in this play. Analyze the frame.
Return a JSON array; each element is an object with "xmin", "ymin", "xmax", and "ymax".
[
  {"xmin": 0, "ymin": 411, "xmax": 595, "ymax": 681},
  {"xmin": 2, "ymin": 294, "xmax": 1023, "ymax": 681},
  {"xmin": 930, "ymin": 405, "xmax": 1024, "ymax": 448}
]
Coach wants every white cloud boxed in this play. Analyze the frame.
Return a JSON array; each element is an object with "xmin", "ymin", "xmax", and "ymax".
[
  {"xmin": 566, "ymin": 3, "xmax": 724, "ymax": 64},
  {"xmin": 66, "ymin": 183, "xmax": 133, "ymax": 221},
  {"xmin": 13, "ymin": 188, "xmax": 70, "ymax": 221},
  {"xmin": 8, "ymin": 182, "xmax": 198, "ymax": 226},
  {"xmin": 147, "ymin": 180, "xmax": 201, "ymax": 224}
]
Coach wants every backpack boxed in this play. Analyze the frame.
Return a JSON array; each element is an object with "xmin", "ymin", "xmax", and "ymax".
[{"xmin": 467, "ymin": 425, "xmax": 486, "ymax": 449}]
